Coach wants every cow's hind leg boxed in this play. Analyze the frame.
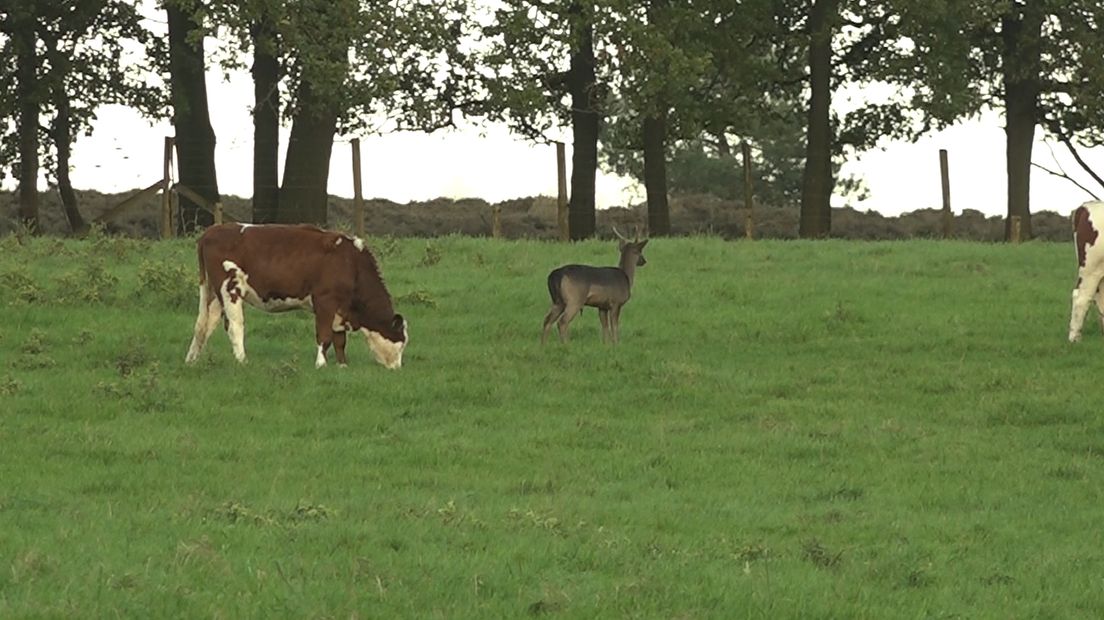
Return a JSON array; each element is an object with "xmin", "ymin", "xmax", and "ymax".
[
  {"xmin": 1070, "ymin": 272, "xmax": 1103, "ymax": 343},
  {"xmin": 1092, "ymin": 283, "xmax": 1104, "ymax": 337},
  {"xmin": 186, "ymin": 284, "xmax": 222, "ymax": 363},
  {"xmin": 542, "ymin": 304, "xmax": 565, "ymax": 344}
]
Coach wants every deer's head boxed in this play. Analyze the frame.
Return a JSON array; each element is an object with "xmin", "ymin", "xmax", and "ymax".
[{"xmin": 613, "ymin": 226, "xmax": 649, "ymax": 267}]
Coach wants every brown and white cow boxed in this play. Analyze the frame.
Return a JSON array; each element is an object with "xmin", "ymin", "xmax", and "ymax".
[
  {"xmin": 184, "ymin": 223, "xmax": 408, "ymax": 368},
  {"xmin": 1069, "ymin": 201, "xmax": 1104, "ymax": 342}
]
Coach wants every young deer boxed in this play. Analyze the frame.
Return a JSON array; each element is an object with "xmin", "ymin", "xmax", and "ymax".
[{"xmin": 541, "ymin": 227, "xmax": 648, "ymax": 344}]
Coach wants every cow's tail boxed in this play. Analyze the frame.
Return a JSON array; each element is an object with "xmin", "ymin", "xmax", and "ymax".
[
  {"xmin": 196, "ymin": 241, "xmax": 207, "ymax": 287},
  {"xmin": 547, "ymin": 268, "xmax": 566, "ymax": 307}
]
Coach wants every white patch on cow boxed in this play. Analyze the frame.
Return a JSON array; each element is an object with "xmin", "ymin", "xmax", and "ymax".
[
  {"xmin": 254, "ymin": 294, "xmax": 313, "ymax": 313},
  {"xmin": 363, "ymin": 327, "xmax": 406, "ymax": 370},
  {"xmin": 238, "ymin": 224, "xmax": 257, "ymax": 233},
  {"xmin": 353, "ymin": 237, "xmax": 366, "ymax": 251},
  {"xmin": 315, "ymin": 344, "xmax": 327, "ymax": 368},
  {"xmin": 332, "ymin": 312, "xmax": 348, "ymax": 332},
  {"xmin": 335, "ymin": 237, "xmax": 343, "ymax": 245},
  {"xmin": 1070, "ymin": 201, "xmax": 1104, "ymax": 342}
]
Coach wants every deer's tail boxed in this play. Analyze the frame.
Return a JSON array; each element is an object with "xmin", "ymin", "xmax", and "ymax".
[{"xmin": 547, "ymin": 268, "xmax": 566, "ymax": 307}]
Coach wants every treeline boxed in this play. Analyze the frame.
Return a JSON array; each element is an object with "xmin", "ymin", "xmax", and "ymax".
[
  {"xmin": 2, "ymin": 0, "xmax": 1103, "ymax": 240},
  {"xmin": 0, "ymin": 189, "xmax": 1077, "ymax": 243}
]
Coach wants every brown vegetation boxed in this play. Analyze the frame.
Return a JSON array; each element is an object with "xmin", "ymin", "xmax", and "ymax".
[{"xmin": 0, "ymin": 189, "xmax": 1075, "ymax": 241}]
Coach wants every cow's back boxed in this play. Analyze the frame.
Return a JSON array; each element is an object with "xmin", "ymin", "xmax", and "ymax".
[{"xmin": 197, "ymin": 224, "xmax": 352, "ymax": 301}]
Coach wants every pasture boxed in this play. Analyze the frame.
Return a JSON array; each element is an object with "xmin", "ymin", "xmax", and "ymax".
[{"xmin": 0, "ymin": 231, "xmax": 1101, "ymax": 618}]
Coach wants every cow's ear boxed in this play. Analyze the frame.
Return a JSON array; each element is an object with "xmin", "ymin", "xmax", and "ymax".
[{"xmin": 392, "ymin": 314, "xmax": 405, "ymax": 330}]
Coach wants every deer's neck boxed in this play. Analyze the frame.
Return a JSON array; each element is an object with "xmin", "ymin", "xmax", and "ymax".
[{"xmin": 618, "ymin": 255, "xmax": 637, "ymax": 288}]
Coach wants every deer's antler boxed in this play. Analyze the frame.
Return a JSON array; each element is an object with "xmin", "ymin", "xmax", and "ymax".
[{"xmin": 612, "ymin": 225, "xmax": 628, "ymax": 241}]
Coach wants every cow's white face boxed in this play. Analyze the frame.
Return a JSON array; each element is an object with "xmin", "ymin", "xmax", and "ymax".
[{"xmin": 363, "ymin": 322, "xmax": 407, "ymax": 370}]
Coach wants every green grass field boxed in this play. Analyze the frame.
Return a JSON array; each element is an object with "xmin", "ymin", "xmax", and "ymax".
[{"xmin": 0, "ymin": 231, "xmax": 1101, "ymax": 618}]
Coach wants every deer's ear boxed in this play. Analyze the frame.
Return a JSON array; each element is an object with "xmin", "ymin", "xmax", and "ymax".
[{"xmin": 638, "ymin": 239, "xmax": 649, "ymax": 249}]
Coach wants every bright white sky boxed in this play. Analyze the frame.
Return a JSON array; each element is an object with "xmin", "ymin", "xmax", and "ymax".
[{"xmin": 61, "ymin": 66, "xmax": 1103, "ymax": 218}]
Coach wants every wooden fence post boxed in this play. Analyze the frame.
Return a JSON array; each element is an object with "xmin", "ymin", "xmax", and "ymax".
[
  {"xmin": 492, "ymin": 205, "xmax": 502, "ymax": 239},
  {"xmin": 939, "ymin": 148, "xmax": 952, "ymax": 239},
  {"xmin": 556, "ymin": 142, "xmax": 568, "ymax": 241},
  {"xmin": 214, "ymin": 201, "xmax": 224, "ymax": 225},
  {"xmin": 351, "ymin": 138, "xmax": 365, "ymax": 237},
  {"xmin": 1010, "ymin": 215, "xmax": 1022, "ymax": 244},
  {"xmin": 161, "ymin": 136, "xmax": 174, "ymax": 239},
  {"xmin": 741, "ymin": 141, "xmax": 755, "ymax": 240}
]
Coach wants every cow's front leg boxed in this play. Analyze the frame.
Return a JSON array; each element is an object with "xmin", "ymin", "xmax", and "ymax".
[
  {"xmin": 333, "ymin": 331, "xmax": 348, "ymax": 367},
  {"xmin": 314, "ymin": 309, "xmax": 336, "ymax": 369},
  {"xmin": 221, "ymin": 278, "xmax": 247, "ymax": 363}
]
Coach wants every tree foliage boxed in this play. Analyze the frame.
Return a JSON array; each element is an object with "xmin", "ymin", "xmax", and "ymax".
[{"xmin": 0, "ymin": 0, "xmax": 163, "ymax": 231}]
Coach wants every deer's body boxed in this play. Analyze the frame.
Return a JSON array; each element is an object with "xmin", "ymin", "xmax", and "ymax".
[{"xmin": 542, "ymin": 235, "xmax": 648, "ymax": 344}]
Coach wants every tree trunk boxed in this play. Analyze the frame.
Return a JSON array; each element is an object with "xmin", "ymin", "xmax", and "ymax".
[
  {"xmin": 566, "ymin": 3, "xmax": 598, "ymax": 240},
  {"xmin": 167, "ymin": 1, "xmax": 219, "ymax": 233},
  {"xmin": 713, "ymin": 128, "xmax": 732, "ymax": 158},
  {"xmin": 251, "ymin": 15, "xmax": 280, "ymax": 224},
  {"xmin": 799, "ymin": 0, "xmax": 836, "ymax": 239},
  {"xmin": 1000, "ymin": 5, "xmax": 1043, "ymax": 241},
  {"xmin": 51, "ymin": 85, "xmax": 88, "ymax": 235},
  {"xmin": 14, "ymin": 20, "xmax": 39, "ymax": 230},
  {"xmin": 278, "ymin": 82, "xmax": 338, "ymax": 225},
  {"xmin": 643, "ymin": 111, "xmax": 670, "ymax": 236}
]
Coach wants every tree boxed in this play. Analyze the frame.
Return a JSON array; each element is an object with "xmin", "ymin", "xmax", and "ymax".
[
  {"xmin": 874, "ymin": 0, "xmax": 1104, "ymax": 240},
  {"xmin": 275, "ymin": 0, "xmax": 356, "ymax": 224},
  {"xmin": 0, "ymin": 0, "xmax": 161, "ymax": 233},
  {"xmin": 166, "ymin": 0, "xmax": 220, "ymax": 232},
  {"xmin": 798, "ymin": 0, "xmax": 836, "ymax": 238},
  {"xmin": 480, "ymin": 0, "xmax": 613, "ymax": 239},
  {"xmin": 602, "ymin": 0, "xmax": 838, "ymax": 223},
  {"xmin": 765, "ymin": 0, "xmax": 907, "ymax": 238},
  {"xmin": 208, "ymin": 0, "xmax": 477, "ymax": 225},
  {"xmin": 249, "ymin": 2, "xmax": 280, "ymax": 224}
]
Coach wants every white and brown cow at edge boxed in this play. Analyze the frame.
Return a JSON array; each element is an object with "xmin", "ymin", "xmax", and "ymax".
[
  {"xmin": 1069, "ymin": 201, "xmax": 1104, "ymax": 342},
  {"xmin": 184, "ymin": 223, "xmax": 408, "ymax": 369}
]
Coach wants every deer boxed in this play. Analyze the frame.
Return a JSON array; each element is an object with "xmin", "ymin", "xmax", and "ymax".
[{"xmin": 541, "ymin": 226, "xmax": 649, "ymax": 344}]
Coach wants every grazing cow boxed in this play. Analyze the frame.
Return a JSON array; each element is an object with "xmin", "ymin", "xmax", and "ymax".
[
  {"xmin": 184, "ymin": 223, "xmax": 407, "ymax": 368},
  {"xmin": 541, "ymin": 227, "xmax": 648, "ymax": 344},
  {"xmin": 1069, "ymin": 201, "xmax": 1104, "ymax": 342}
]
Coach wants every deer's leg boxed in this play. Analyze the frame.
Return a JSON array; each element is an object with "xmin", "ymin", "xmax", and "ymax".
[
  {"xmin": 599, "ymin": 308, "xmax": 611, "ymax": 344},
  {"xmin": 542, "ymin": 304, "xmax": 564, "ymax": 345},
  {"xmin": 611, "ymin": 305, "xmax": 623, "ymax": 344},
  {"xmin": 557, "ymin": 302, "xmax": 583, "ymax": 343}
]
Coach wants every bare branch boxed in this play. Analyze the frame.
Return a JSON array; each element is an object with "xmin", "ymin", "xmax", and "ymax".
[
  {"xmin": 1058, "ymin": 134, "xmax": 1104, "ymax": 193},
  {"xmin": 1031, "ymin": 162, "xmax": 1100, "ymax": 201}
]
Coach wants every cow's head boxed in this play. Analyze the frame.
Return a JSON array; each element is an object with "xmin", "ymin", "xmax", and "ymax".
[{"xmin": 364, "ymin": 314, "xmax": 407, "ymax": 369}]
